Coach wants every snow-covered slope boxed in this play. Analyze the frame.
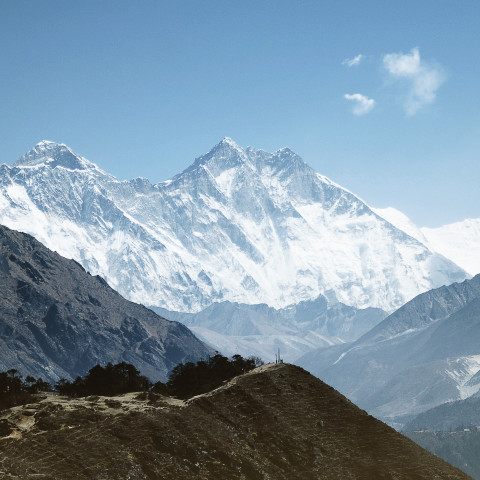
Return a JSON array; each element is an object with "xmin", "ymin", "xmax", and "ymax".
[
  {"xmin": 373, "ymin": 207, "xmax": 429, "ymax": 245},
  {"xmin": 422, "ymin": 219, "xmax": 480, "ymax": 276},
  {"xmin": 374, "ymin": 207, "xmax": 480, "ymax": 277},
  {"xmin": 0, "ymin": 138, "xmax": 467, "ymax": 313}
]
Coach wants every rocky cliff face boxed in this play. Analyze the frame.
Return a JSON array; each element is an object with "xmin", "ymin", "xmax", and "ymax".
[
  {"xmin": 0, "ymin": 363, "xmax": 472, "ymax": 479},
  {"xmin": 0, "ymin": 224, "xmax": 211, "ymax": 383},
  {"xmin": 0, "ymin": 139, "xmax": 467, "ymax": 313}
]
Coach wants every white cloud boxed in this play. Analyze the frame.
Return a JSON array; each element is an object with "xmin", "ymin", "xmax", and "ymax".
[
  {"xmin": 342, "ymin": 54, "xmax": 365, "ymax": 67},
  {"xmin": 383, "ymin": 47, "xmax": 445, "ymax": 115},
  {"xmin": 344, "ymin": 93, "xmax": 375, "ymax": 115}
]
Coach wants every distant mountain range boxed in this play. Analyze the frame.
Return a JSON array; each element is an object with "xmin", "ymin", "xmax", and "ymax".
[
  {"xmin": 0, "ymin": 223, "xmax": 211, "ymax": 383},
  {"xmin": 0, "ymin": 139, "xmax": 469, "ymax": 316},
  {"xmin": 298, "ymin": 274, "xmax": 480, "ymax": 427},
  {"xmin": 153, "ymin": 299, "xmax": 386, "ymax": 362}
]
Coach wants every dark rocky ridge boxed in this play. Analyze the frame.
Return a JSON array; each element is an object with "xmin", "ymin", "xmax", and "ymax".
[
  {"xmin": 0, "ymin": 363, "xmax": 472, "ymax": 479},
  {"xmin": 359, "ymin": 275, "xmax": 480, "ymax": 344},
  {"xmin": 0, "ymin": 223, "xmax": 211, "ymax": 382}
]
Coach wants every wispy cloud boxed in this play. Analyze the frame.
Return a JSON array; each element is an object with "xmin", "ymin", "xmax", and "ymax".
[
  {"xmin": 342, "ymin": 54, "xmax": 365, "ymax": 67},
  {"xmin": 383, "ymin": 47, "xmax": 445, "ymax": 115},
  {"xmin": 344, "ymin": 93, "xmax": 375, "ymax": 115}
]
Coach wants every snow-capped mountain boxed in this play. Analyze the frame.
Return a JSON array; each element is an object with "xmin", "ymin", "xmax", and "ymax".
[{"xmin": 0, "ymin": 138, "xmax": 467, "ymax": 313}]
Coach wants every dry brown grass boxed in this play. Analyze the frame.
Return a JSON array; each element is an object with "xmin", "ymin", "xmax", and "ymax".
[{"xmin": 0, "ymin": 364, "xmax": 473, "ymax": 479}]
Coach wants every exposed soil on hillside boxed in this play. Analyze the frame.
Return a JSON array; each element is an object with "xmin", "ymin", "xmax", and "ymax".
[{"xmin": 0, "ymin": 363, "xmax": 472, "ymax": 479}]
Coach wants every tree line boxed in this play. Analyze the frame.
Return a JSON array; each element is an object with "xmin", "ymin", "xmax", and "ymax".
[
  {"xmin": 164, "ymin": 353, "xmax": 263, "ymax": 398},
  {"xmin": 0, "ymin": 369, "xmax": 52, "ymax": 410},
  {"xmin": 0, "ymin": 353, "xmax": 263, "ymax": 408}
]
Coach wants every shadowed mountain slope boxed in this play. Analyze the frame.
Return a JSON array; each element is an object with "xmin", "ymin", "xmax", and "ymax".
[
  {"xmin": 0, "ymin": 223, "xmax": 211, "ymax": 383},
  {"xmin": 404, "ymin": 393, "xmax": 480, "ymax": 479},
  {"xmin": 405, "ymin": 395, "xmax": 480, "ymax": 432},
  {"xmin": 0, "ymin": 363, "xmax": 472, "ymax": 479},
  {"xmin": 406, "ymin": 430, "xmax": 480, "ymax": 480},
  {"xmin": 298, "ymin": 275, "xmax": 480, "ymax": 425}
]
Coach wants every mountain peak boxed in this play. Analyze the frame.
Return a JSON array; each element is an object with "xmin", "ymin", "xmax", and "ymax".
[
  {"xmin": 219, "ymin": 136, "xmax": 239, "ymax": 148},
  {"xmin": 275, "ymin": 146, "xmax": 294, "ymax": 155},
  {"xmin": 181, "ymin": 137, "xmax": 249, "ymax": 176},
  {"xmin": 210, "ymin": 136, "xmax": 245, "ymax": 156},
  {"xmin": 36, "ymin": 139, "xmax": 57, "ymax": 147},
  {"xmin": 13, "ymin": 141, "xmax": 97, "ymax": 171},
  {"xmin": 184, "ymin": 139, "xmax": 313, "ymax": 179}
]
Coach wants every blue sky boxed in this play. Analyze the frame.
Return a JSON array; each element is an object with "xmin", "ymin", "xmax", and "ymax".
[{"xmin": 1, "ymin": 1, "xmax": 479, "ymax": 227}]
